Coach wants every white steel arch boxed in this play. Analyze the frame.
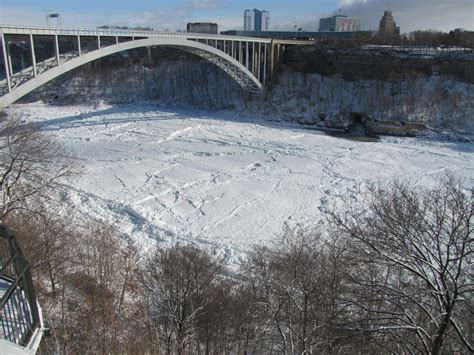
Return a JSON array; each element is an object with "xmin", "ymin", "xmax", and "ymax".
[{"xmin": 0, "ymin": 37, "xmax": 263, "ymax": 109}]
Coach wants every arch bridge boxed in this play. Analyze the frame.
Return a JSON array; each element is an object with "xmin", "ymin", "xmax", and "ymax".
[{"xmin": 0, "ymin": 25, "xmax": 276, "ymax": 109}]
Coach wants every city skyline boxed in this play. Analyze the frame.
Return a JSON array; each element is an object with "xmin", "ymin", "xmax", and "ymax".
[{"xmin": 0, "ymin": 0, "xmax": 472, "ymax": 33}]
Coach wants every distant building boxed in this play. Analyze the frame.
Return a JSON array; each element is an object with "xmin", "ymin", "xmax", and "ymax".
[
  {"xmin": 186, "ymin": 22, "xmax": 218, "ymax": 34},
  {"xmin": 244, "ymin": 9, "xmax": 270, "ymax": 32},
  {"xmin": 451, "ymin": 29, "xmax": 474, "ymax": 48},
  {"xmin": 220, "ymin": 30, "xmax": 370, "ymax": 41},
  {"xmin": 319, "ymin": 15, "xmax": 360, "ymax": 32},
  {"xmin": 379, "ymin": 11, "xmax": 400, "ymax": 39}
]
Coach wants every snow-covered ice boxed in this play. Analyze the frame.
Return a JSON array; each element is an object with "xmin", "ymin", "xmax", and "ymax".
[{"xmin": 10, "ymin": 102, "xmax": 474, "ymax": 266}]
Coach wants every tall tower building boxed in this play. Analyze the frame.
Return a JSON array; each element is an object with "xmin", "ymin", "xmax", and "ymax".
[
  {"xmin": 379, "ymin": 11, "xmax": 400, "ymax": 40},
  {"xmin": 262, "ymin": 11, "xmax": 270, "ymax": 31},
  {"xmin": 244, "ymin": 9, "xmax": 254, "ymax": 31},
  {"xmin": 244, "ymin": 9, "xmax": 270, "ymax": 31}
]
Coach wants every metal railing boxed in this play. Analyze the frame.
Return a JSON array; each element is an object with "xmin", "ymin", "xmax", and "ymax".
[{"xmin": 0, "ymin": 225, "xmax": 40, "ymax": 347}]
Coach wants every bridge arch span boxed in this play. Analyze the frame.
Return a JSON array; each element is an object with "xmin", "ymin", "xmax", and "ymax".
[{"xmin": 0, "ymin": 37, "xmax": 262, "ymax": 108}]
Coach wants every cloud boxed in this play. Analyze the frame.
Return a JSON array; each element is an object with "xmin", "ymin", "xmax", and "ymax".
[
  {"xmin": 338, "ymin": 0, "xmax": 474, "ymax": 32},
  {"xmin": 339, "ymin": 0, "xmax": 369, "ymax": 6},
  {"xmin": 0, "ymin": 6, "xmax": 147, "ymax": 29},
  {"xmin": 175, "ymin": 0, "xmax": 225, "ymax": 18},
  {"xmin": 0, "ymin": 6, "xmax": 50, "ymax": 27}
]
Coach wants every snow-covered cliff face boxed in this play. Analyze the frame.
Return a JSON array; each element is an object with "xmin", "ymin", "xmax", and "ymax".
[
  {"xmin": 254, "ymin": 70, "xmax": 473, "ymax": 132},
  {"xmin": 25, "ymin": 48, "xmax": 473, "ymax": 133}
]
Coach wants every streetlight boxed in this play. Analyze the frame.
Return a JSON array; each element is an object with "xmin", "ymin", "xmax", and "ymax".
[
  {"xmin": 43, "ymin": 9, "xmax": 51, "ymax": 26},
  {"xmin": 45, "ymin": 11, "xmax": 61, "ymax": 28},
  {"xmin": 104, "ymin": 14, "xmax": 111, "ymax": 28}
]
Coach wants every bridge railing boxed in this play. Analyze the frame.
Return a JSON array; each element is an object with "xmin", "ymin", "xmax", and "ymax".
[{"xmin": 0, "ymin": 225, "xmax": 40, "ymax": 348}]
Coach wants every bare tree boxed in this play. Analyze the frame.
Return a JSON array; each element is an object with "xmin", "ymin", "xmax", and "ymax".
[
  {"xmin": 0, "ymin": 115, "xmax": 75, "ymax": 219},
  {"xmin": 63, "ymin": 221, "xmax": 142, "ymax": 354},
  {"xmin": 331, "ymin": 177, "xmax": 473, "ymax": 354},
  {"xmin": 17, "ymin": 217, "xmax": 146, "ymax": 354},
  {"xmin": 9, "ymin": 206, "xmax": 75, "ymax": 298},
  {"xmin": 244, "ymin": 227, "xmax": 358, "ymax": 354},
  {"xmin": 143, "ymin": 244, "xmax": 223, "ymax": 354}
]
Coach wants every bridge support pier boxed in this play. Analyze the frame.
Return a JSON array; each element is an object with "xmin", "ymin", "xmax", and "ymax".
[
  {"xmin": 1, "ymin": 33, "xmax": 11, "ymax": 92},
  {"xmin": 269, "ymin": 43, "xmax": 286, "ymax": 81},
  {"xmin": 6, "ymin": 37, "xmax": 13, "ymax": 80},
  {"xmin": 77, "ymin": 35, "xmax": 81, "ymax": 56},
  {"xmin": 263, "ymin": 43, "xmax": 267, "ymax": 84},
  {"xmin": 54, "ymin": 35, "xmax": 60, "ymax": 65},
  {"xmin": 29, "ymin": 34, "xmax": 37, "ymax": 77},
  {"xmin": 252, "ymin": 42, "xmax": 255, "ymax": 76},
  {"xmin": 237, "ymin": 41, "xmax": 241, "ymax": 64},
  {"xmin": 246, "ymin": 42, "xmax": 249, "ymax": 69}
]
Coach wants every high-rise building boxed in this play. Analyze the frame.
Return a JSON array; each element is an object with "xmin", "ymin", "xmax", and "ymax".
[
  {"xmin": 318, "ymin": 15, "xmax": 361, "ymax": 32},
  {"xmin": 244, "ymin": 9, "xmax": 270, "ymax": 32},
  {"xmin": 187, "ymin": 22, "xmax": 218, "ymax": 34},
  {"xmin": 379, "ymin": 11, "xmax": 400, "ymax": 39}
]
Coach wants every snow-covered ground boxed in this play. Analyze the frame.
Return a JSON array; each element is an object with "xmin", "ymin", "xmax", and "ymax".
[{"xmin": 10, "ymin": 102, "xmax": 474, "ymax": 266}]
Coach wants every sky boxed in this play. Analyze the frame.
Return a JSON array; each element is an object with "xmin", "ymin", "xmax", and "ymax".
[{"xmin": 0, "ymin": 0, "xmax": 472, "ymax": 33}]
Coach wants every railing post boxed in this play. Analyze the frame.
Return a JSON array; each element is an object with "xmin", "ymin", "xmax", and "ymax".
[
  {"xmin": 231, "ymin": 40, "xmax": 234, "ymax": 58},
  {"xmin": 97, "ymin": 35, "xmax": 101, "ymax": 49},
  {"xmin": 29, "ymin": 33, "xmax": 37, "ymax": 77},
  {"xmin": 54, "ymin": 34, "xmax": 60, "ymax": 65},
  {"xmin": 1, "ymin": 32, "xmax": 12, "ymax": 92}
]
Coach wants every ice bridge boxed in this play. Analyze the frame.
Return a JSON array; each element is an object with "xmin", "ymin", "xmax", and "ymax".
[{"xmin": 0, "ymin": 25, "xmax": 282, "ymax": 109}]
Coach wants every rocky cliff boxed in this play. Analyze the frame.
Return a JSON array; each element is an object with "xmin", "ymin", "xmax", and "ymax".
[{"xmin": 24, "ymin": 46, "xmax": 474, "ymax": 133}]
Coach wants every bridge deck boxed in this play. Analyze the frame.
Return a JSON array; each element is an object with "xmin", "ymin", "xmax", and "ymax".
[{"xmin": 0, "ymin": 24, "xmax": 272, "ymax": 43}]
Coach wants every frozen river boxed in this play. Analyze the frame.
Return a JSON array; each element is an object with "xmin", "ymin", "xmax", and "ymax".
[{"xmin": 12, "ymin": 102, "xmax": 474, "ymax": 265}]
